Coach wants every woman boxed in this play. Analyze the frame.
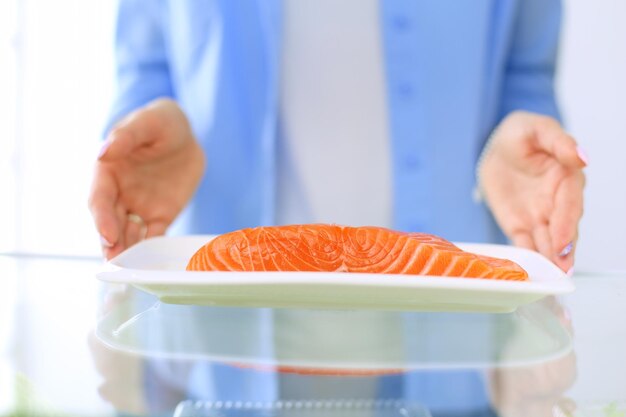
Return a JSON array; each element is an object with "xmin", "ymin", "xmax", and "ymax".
[
  {"xmin": 90, "ymin": 0, "xmax": 585, "ymax": 274},
  {"xmin": 90, "ymin": 1, "xmax": 586, "ymax": 411}
]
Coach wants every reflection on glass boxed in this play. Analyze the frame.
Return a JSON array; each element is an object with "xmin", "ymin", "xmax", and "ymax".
[
  {"xmin": 92, "ymin": 286, "xmax": 576, "ymax": 417},
  {"xmin": 96, "ymin": 287, "xmax": 572, "ymax": 372}
]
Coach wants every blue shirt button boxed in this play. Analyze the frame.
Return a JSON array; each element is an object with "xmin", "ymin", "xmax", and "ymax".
[
  {"xmin": 397, "ymin": 82, "xmax": 414, "ymax": 98},
  {"xmin": 392, "ymin": 15, "xmax": 411, "ymax": 32}
]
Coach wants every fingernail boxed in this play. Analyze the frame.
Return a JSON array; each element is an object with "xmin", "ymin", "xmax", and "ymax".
[
  {"xmin": 98, "ymin": 140, "xmax": 111, "ymax": 159},
  {"xmin": 576, "ymin": 146, "xmax": 589, "ymax": 166},
  {"xmin": 100, "ymin": 235, "xmax": 114, "ymax": 248},
  {"xmin": 559, "ymin": 242, "xmax": 573, "ymax": 257},
  {"xmin": 567, "ymin": 267, "xmax": 574, "ymax": 277}
]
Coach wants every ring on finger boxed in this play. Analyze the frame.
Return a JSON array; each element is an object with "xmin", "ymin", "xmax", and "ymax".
[{"xmin": 127, "ymin": 213, "xmax": 145, "ymax": 225}]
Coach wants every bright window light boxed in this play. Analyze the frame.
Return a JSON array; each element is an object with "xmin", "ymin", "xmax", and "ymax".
[{"xmin": 4, "ymin": 0, "xmax": 116, "ymax": 257}]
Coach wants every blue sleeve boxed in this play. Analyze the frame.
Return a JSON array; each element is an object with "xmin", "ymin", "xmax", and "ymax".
[
  {"xmin": 105, "ymin": 0, "xmax": 173, "ymax": 134},
  {"xmin": 499, "ymin": 0, "xmax": 562, "ymax": 122}
]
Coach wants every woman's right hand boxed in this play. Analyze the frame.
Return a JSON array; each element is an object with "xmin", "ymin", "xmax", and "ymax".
[{"xmin": 89, "ymin": 98, "xmax": 206, "ymax": 259}]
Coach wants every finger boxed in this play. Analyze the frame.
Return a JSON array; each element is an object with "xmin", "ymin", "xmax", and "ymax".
[
  {"xmin": 98, "ymin": 124, "xmax": 149, "ymax": 162},
  {"xmin": 553, "ymin": 231, "xmax": 577, "ymax": 274},
  {"xmin": 535, "ymin": 124, "xmax": 587, "ymax": 169},
  {"xmin": 550, "ymin": 172, "xmax": 585, "ymax": 271},
  {"xmin": 510, "ymin": 231, "xmax": 536, "ymax": 251},
  {"xmin": 99, "ymin": 99, "xmax": 187, "ymax": 162},
  {"xmin": 532, "ymin": 223, "xmax": 554, "ymax": 262},
  {"xmin": 88, "ymin": 164, "xmax": 121, "ymax": 249},
  {"xmin": 103, "ymin": 243, "xmax": 125, "ymax": 261},
  {"xmin": 101, "ymin": 287, "xmax": 130, "ymax": 316},
  {"xmin": 98, "ymin": 105, "xmax": 165, "ymax": 161},
  {"xmin": 146, "ymin": 220, "xmax": 168, "ymax": 238},
  {"xmin": 103, "ymin": 202, "xmax": 129, "ymax": 260}
]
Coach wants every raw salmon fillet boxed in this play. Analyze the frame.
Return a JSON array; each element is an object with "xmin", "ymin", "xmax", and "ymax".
[{"xmin": 187, "ymin": 225, "xmax": 528, "ymax": 280}]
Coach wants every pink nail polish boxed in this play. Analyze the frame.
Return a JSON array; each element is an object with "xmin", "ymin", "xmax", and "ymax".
[
  {"xmin": 559, "ymin": 242, "xmax": 573, "ymax": 257},
  {"xmin": 98, "ymin": 141, "xmax": 111, "ymax": 159},
  {"xmin": 100, "ymin": 235, "xmax": 114, "ymax": 247},
  {"xmin": 566, "ymin": 267, "xmax": 574, "ymax": 277},
  {"xmin": 576, "ymin": 146, "xmax": 589, "ymax": 166}
]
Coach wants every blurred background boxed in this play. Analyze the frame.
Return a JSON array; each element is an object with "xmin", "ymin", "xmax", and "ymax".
[
  {"xmin": 0, "ymin": 0, "xmax": 624, "ymax": 271},
  {"xmin": 0, "ymin": 2, "xmax": 625, "ymax": 415}
]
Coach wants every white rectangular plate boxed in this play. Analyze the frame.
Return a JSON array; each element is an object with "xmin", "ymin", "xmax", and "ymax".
[{"xmin": 97, "ymin": 235, "xmax": 575, "ymax": 313}]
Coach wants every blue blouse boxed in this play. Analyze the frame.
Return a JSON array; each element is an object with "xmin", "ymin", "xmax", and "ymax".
[
  {"xmin": 110, "ymin": 0, "xmax": 562, "ymax": 412},
  {"xmin": 109, "ymin": 0, "xmax": 561, "ymax": 243}
]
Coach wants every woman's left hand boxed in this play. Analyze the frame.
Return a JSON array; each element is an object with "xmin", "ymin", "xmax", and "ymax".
[{"xmin": 479, "ymin": 111, "xmax": 587, "ymax": 273}]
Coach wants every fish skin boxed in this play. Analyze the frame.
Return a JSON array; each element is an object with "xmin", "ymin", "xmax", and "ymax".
[{"xmin": 186, "ymin": 225, "xmax": 528, "ymax": 281}]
